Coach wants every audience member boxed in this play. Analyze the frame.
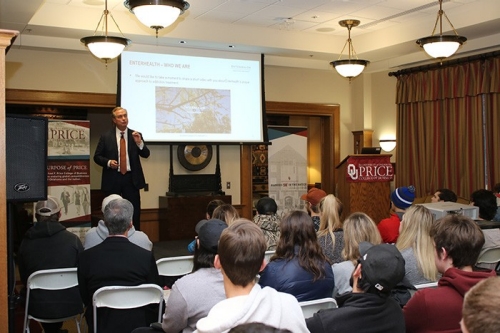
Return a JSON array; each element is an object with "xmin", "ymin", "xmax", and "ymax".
[
  {"xmin": 378, "ymin": 185, "xmax": 416, "ymax": 243},
  {"xmin": 253, "ymin": 197, "xmax": 281, "ymax": 251},
  {"xmin": 212, "ymin": 203, "xmax": 240, "ymax": 226},
  {"xmin": 84, "ymin": 194, "xmax": 152, "ymax": 250},
  {"xmin": 396, "ymin": 205, "xmax": 439, "ymax": 285},
  {"xmin": 18, "ymin": 196, "xmax": 83, "ymax": 333},
  {"xmin": 317, "ymin": 194, "xmax": 344, "ymax": 264},
  {"xmin": 195, "ymin": 219, "xmax": 309, "ymax": 333},
  {"xmin": 431, "ymin": 188, "xmax": 458, "ymax": 203},
  {"xmin": 403, "ymin": 214, "xmax": 496, "ymax": 333},
  {"xmin": 259, "ymin": 210, "xmax": 334, "ymax": 301},
  {"xmin": 493, "ymin": 182, "xmax": 500, "ymax": 222},
  {"xmin": 301, "ymin": 188, "xmax": 327, "ymax": 231},
  {"xmin": 229, "ymin": 323, "xmax": 291, "ymax": 333},
  {"xmin": 306, "ymin": 242, "xmax": 406, "ymax": 333},
  {"xmin": 332, "ymin": 212, "xmax": 382, "ymax": 296},
  {"xmin": 461, "ymin": 276, "xmax": 500, "ymax": 333},
  {"xmin": 470, "ymin": 189, "xmax": 497, "ymax": 221},
  {"xmin": 159, "ymin": 219, "xmax": 227, "ymax": 333},
  {"xmin": 187, "ymin": 199, "xmax": 225, "ymax": 253},
  {"xmin": 78, "ymin": 198, "xmax": 160, "ymax": 333}
]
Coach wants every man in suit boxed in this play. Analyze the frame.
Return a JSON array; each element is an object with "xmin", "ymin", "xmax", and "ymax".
[
  {"xmin": 94, "ymin": 106, "xmax": 150, "ymax": 230},
  {"xmin": 77, "ymin": 198, "xmax": 159, "ymax": 333}
]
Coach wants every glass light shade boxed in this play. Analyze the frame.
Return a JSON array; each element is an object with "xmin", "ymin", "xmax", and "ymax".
[
  {"xmin": 330, "ymin": 59, "xmax": 369, "ymax": 78},
  {"xmin": 379, "ymin": 140, "xmax": 396, "ymax": 152},
  {"xmin": 81, "ymin": 36, "xmax": 131, "ymax": 60},
  {"xmin": 133, "ymin": 5, "xmax": 181, "ymax": 29},
  {"xmin": 417, "ymin": 35, "xmax": 467, "ymax": 59}
]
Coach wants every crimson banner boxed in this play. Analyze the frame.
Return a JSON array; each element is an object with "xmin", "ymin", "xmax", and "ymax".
[{"xmin": 345, "ymin": 156, "xmax": 394, "ymax": 183}]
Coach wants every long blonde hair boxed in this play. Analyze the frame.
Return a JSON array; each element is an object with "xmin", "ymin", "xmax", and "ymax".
[
  {"xmin": 317, "ymin": 194, "xmax": 343, "ymax": 249},
  {"xmin": 342, "ymin": 212, "xmax": 382, "ymax": 264},
  {"xmin": 396, "ymin": 205, "xmax": 438, "ymax": 281}
]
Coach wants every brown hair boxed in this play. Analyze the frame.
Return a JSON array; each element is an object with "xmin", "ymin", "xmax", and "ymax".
[
  {"xmin": 218, "ymin": 219, "xmax": 267, "ymax": 287},
  {"xmin": 274, "ymin": 210, "xmax": 330, "ymax": 281},
  {"xmin": 206, "ymin": 199, "xmax": 225, "ymax": 218},
  {"xmin": 212, "ymin": 204, "xmax": 240, "ymax": 226},
  {"xmin": 462, "ymin": 277, "xmax": 500, "ymax": 333},
  {"xmin": 431, "ymin": 214, "xmax": 484, "ymax": 268}
]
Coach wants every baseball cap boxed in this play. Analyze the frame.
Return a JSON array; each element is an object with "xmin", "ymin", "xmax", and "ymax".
[
  {"xmin": 358, "ymin": 242, "xmax": 405, "ymax": 293},
  {"xmin": 301, "ymin": 188, "xmax": 327, "ymax": 206},
  {"xmin": 198, "ymin": 219, "xmax": 227, "ymax": 253},
  {"xmin": 101, "ymin": 194, "xmax": 122, "ymax": 214},
  {"xmin": 35, "ymin": 196, "xmax": 62, "ymax": 217},
  {"xmin": 195, "ymin": 219, "xmax": 209, "ymax": 234}
]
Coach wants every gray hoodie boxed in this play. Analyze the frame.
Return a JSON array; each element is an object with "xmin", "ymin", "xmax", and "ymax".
[{"xmin": 83, "ymin": 220, "xmax": 152, "ymax": 251}]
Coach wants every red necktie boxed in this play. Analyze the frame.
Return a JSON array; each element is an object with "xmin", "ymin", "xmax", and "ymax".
[{"xmin": 120, "ymin": 131, "xmax": 127, "ymax": 175}]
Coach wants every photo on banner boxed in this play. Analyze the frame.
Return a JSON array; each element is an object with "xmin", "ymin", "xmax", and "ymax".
[
  {"xmin": 45, "ymin": 120, "xmax": 91, "ymax": 242},
  {"xmin": 267, "ymin": 126, "xmax": 308, "ymax": 218}
]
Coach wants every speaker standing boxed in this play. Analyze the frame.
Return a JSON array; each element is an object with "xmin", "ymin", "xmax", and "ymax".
[{"xmin": 94, "ymin": 107, "xmax": 150, "ymax": 231}]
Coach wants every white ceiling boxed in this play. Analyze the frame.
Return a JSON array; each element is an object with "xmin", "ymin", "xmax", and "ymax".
[{"xmin": 1, "ymin": 0, "xmax": 499, "ymax": 73}]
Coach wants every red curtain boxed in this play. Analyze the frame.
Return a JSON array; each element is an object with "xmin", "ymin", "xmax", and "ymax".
[{"xmin": 395, "ymin": 56, "xmax": 500, "ymax": 199}]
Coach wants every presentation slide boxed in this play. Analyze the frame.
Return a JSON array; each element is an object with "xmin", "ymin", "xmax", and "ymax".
[{"xmin": 119, "ymin": 50, "xmax": 264, "ymax": 143}]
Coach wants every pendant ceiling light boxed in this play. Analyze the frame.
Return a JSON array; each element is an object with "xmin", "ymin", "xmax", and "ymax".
[
  {"xmin": 124, "ymin": 0, "xmax": 190, "ymax": 36},
  {"xmin": 416, "ymin": 0, "xmax": 467, "ymax": 60},
  {"xmin": 330, "ymin": 20, "xmax": 369, "ymax": 79},
  {"xmin": 81, "ymin": 0, "xmax": 131, "ymax": 64}
]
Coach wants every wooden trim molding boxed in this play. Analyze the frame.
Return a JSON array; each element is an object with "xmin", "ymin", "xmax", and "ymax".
[{"xmin": 6, "ymin": 89, "xmax": 116, "ymax": 107}]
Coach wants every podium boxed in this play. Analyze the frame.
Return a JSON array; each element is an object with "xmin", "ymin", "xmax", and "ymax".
[{"xmin": 336, "ymin": 154, "xmax": 394, "ymax": 224}]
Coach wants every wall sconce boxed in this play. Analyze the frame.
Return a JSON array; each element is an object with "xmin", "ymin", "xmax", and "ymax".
[{"xmin": 379, "ymin": 139, "xmax": 396, "ymax": 152}]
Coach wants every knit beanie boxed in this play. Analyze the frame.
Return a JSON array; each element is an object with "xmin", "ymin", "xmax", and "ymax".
[{"xmin": 391, "ymin": 185, "xmax": 416, "ymax": 209}]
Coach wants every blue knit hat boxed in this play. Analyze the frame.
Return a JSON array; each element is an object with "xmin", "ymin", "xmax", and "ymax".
[{"xmin": 391, "ymin": 185, "xmax": 416, "ymax": 209}]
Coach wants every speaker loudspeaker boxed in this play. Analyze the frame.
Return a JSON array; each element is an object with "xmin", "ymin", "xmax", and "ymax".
[{"xmin": 6, "ymin": 115, "xmax": 48, "ymax": 202}]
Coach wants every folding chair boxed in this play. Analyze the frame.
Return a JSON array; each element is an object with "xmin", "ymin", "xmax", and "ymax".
[
  {"xmin": 156, "ymin": 255, "xmax": 194, "ymax": 277},
  {"xmin": 23, "ymin": 267, "xmax": 83, "ymax": 333},
  {"xmin": 476, "ymin": 247, "xmax": 500, "ymax": 270},
  {"xmin": 264, "ymin": 250, "xmax": 275, "ymax": 263},
  {"xmin": 299, "ymin": 297, "xmax": 338, "ymax": 319},
  {"xmin": 92, "ymin": 284, "xmax": 164, "ymax": 333}
]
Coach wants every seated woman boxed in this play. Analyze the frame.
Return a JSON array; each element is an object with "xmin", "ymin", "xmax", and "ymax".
[
  {"xmin": 317, "ymin": 194, "xmax": 344, "ymax": 264},
  {"xmin": 332, "ymin": 212, "xmax": 382, "ymax": 296},
  {"xmin": 253, "ymin": 197, "xmax": 281, "ymax": 251},
  {"xmin": 212, "ymin": 203, "xmax": 240, "ymax": 226},
  {"xmin": 258, "ymin": 210, "xmax": 334, "ymax": 302},
  {"xmin": 396, "ymin": 205, "xmax": 439, "ymax": 286}
]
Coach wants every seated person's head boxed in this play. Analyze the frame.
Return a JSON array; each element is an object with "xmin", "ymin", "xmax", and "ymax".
[
  {"xmin": 194, "ymin": 219, "xmax": 227, "ymax": 271},
  {"xmin": 431, "ymin": 214, "xmax": 484, "ymax": 272},
  {"xmin": 104, "ymin": 198, "xmax": 134, "ymax": 236},
  {"xmin": 35, "ymin": 196, "xmax": 62, "ymax": 223},
  {"xmin": 301, "ymin": 188, "xmax": 327, "ymax": 214},
  {"xmin": 256, "ymin": 197, "xmax": 278, "ymax": 215},
  {"xmin": 229, "ymin": 322, "xmax": 291, "ymax": 333},
  {"xmin": 432, "ymin": 188, "xmax": 458, "ymax": 203},
  {"xmin": 212, "ymin": 204, "xmax": 240, "ymax": 226},
  {"xmin": 493, "ymin": 183, "xmax": 500, "ymax": 195},
  {"xmin": 343, "ymin": 212, "xmax": 382, "ymax": 263},
  {"xmin": 390, "ymin": 185, "xmax": 416, "ymax": 210},
  {"xmin": 217, "ymin": 219, "xmax": 267, "ymax": 287},
  {"xmin": 277, "ymin": 210, "xmax": 319, "ymax": 251},
  {"xmin": 101, "ymin": 194, "xmax": 122, "ymax": 214},
  {"xmin": 470, "ymin": 189, "xmax": 497, "ymax": 220},
  {"xmin": 352, "ymin": 242, "xmax": 405, "ymax": 297},
  {"xmin": 461, "ymin": 277, "xmax": 500, "ymax": 333},
  {"xmin": 206, "ymin": 199, "xmax": 225, "ymax": 219}
]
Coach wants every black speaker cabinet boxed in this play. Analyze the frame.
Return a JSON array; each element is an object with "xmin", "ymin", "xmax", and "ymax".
[{"xmin": 6, "ymin": 115, "xmax": 48, "ymax": 202}]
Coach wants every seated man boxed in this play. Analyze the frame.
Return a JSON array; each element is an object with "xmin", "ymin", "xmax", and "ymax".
[
  {"xmin": 195, "ymin": 219, "xmax": 308, "ymax": 333},
  {"xmin": 78, "ymin": 198, "xmax": 160, "ymax": 333},
  {"xmin": 470, "ymin": 189, "xmax": 498, "ymax": 221},
  {"xmin": 18, "ymin": 196, "xmax": 84, "ymax": 333},
  {"xmin": 403, "ymin": 214, "xmax": 496, "ymax": 333},
  {"xmin": 378, "ymin": 185, "xmax": 415, "ymax": 243},
  {"xmin": 84, "ymin": 194, "xmax": 152, "ymax": 250},
  {"xmin": 306, "ymin": 242, "xmax": 406, "ymax": 333},
  {"xmin": 461, "ymin": 276, "xmax": 500, "ymax": 333},
  {"xmin": 253, "ymin": 197, "xmax": 281, "ymax": 250},
  {"xmin": 431, "ymin": 188, "xmax": 458, "ymax": 203}
]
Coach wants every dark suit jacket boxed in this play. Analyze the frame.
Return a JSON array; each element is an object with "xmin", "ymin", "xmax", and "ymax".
[
  {"xmin": 77, "ymin": 237, "xmax": 160, "ymax": 333},
  {"xmin": 94, "ymin": 128, "xmax": 150, "ymax": 190}
]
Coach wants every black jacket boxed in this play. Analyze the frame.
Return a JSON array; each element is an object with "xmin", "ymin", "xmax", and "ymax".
[{"xmin": 306, "ymin": 292, "xmax": 405, "ymax": 333}]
